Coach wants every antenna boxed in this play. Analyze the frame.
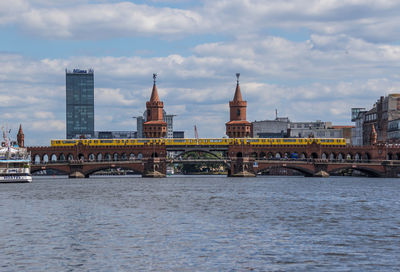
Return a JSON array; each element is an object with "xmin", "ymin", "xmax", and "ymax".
[
  {"xmin": 275, "ymin": 109, "xmax": 278, "ymax": 120},
  {"xmin": 194, "ymin": 125, "xmax": 199, "ymax": 139}
]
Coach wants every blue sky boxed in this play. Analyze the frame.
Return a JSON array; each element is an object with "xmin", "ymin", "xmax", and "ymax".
[{"xmin": 1, "ymin": 0, "xmax": 400, "ymax": 145}]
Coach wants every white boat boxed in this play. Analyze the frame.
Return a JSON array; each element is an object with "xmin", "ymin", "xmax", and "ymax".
[
  {"xmin": 166, "ymin": 166, "xmax": 174, "ymax": 176},
  {"xmin": 0, "ymin": 129, "xmax": 32, "ymax": 183}
]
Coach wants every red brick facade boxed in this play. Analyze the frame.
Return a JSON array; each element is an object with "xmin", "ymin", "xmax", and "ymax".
[
  {"xmin": 143, "ymin": 75, "xmax": 167, "ymax": 138},
  {"xmin": 226, "ymin": 74, "xmax": 252, "ymax": 138}
]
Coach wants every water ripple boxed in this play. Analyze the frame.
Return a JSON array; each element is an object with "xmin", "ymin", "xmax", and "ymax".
[{"xmin": 0, "ymin": 176, "xmax": 399, "ymax": 271}]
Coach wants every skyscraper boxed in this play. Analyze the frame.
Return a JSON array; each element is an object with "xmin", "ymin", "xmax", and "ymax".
[{"xmin": 66, "ymin": 69, "xmax": 94, "ymax": 139}]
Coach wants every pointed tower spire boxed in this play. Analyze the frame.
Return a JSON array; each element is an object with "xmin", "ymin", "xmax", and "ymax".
[
  {"xmin": 17, "ymin": 124, "xmax": 24, "ymax": 147},
  {"xmin": 226, "ymin": 73, "xmax": 252, "ymax": 138},
  {"xmin": 233, "ymin": 73, "xmax": 243, "ymax": 102},
  {"xmin": 150, "ymin": 73, "xmax": 160, "ymax": 102},
  {"xmin": 143, "ymin": 73, "xmax": 167, "ymax": 138}
]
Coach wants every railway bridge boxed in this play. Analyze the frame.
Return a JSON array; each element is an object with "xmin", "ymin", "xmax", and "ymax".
[{"xmin": 27, "ymin": 142, "xmax": 400, "ymax": 178}]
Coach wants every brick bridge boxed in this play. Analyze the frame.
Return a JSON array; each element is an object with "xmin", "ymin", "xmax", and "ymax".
[{"xmin": 27, "ymin": 142, "xmax": 400, "ymax": 178}]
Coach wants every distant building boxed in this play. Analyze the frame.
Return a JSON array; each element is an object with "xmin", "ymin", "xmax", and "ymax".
[
  {"xmin": 252, "ymin": 117, "xmax": 289, "ymax": 138},
  {"xmin": 136, "ymin": 116, "xmax": 144, "ymax": 138},
  {"xmin": 94, "ymin": 131, "xmax": 137, "ymax": 139},
  {"xmin": 173, "ymin": 131, "xmax": 185, "ymax": 138},
  {"xmin": 331, "ymin": 126, "xmax": 354, "ymax": 144},
  {"xmin": 351, "ymin": 108, "xmax": 367, "ymax": 146},
  {"xmin": 165, "ymin": 114, "xmax": 175, "ymax": 138},
  {"xmin": 388, "ymin": 118, "xmax": 400, "ymax": 140},
  {"xmin": 289, "ymin": 120, "xmax": 333, "ymax": 137},
  {"xmin": 251, "ymin": 118, "xmax": 349, "ymax": 140},
  {"xmin": 136, "ymin": 111, "xmax": 177, "ymax": 138},
  {"xmin": 351, "ymin": 94, "xmax": 400, "ymax": 145},
  {"xmin": 66, "ymin": 69, "xmax": 94, "ymax": 139}
]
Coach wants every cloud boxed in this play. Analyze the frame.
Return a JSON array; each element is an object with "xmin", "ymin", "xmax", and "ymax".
[
  {"xmin": 1, "ymin": 0, "xmax": 400, "ymax": 43},
  {"xmin": 1, "ymin": 28, "xmax": 400, "ymax": 144}
]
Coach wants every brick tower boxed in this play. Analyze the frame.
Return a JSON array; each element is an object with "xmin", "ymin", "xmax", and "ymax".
[
  {"xmin": 226, "ymin": 73, "xmax": 252, "ymax": 138},
  {"xmin": 17, "ymin": 124, "xmax": 24, "ymax": 147},
  {"xmin": 143, "ymin": 74, "xmax": 167, "ymax": 138}
]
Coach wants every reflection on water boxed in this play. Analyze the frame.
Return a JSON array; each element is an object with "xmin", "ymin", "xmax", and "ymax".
[{"xmin": 1, "ymin": 176, "xmax": 400, "ymax": 271}]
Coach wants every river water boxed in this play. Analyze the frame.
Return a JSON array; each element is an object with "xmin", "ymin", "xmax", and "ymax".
[{"xmin": 0, "ymin": 176, "xmax": 399, "ymax": 271}]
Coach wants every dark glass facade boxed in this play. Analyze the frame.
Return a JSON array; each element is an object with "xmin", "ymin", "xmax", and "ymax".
[{"xmin": 66, "ymin": 69, "xmax": 94, "ymax": 139}]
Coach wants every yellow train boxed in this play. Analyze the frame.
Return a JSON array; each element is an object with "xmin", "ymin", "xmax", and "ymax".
[{"xmin": 51, "ymin": 138, "xmax": 346, "ymax": 147}]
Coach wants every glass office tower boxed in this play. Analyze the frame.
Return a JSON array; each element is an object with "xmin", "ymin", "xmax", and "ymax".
[{"xmin": 66, "ymin": 69, "xmax": 94, "ymax": 139}]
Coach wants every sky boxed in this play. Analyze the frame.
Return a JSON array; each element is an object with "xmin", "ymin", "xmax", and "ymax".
[{"xmin": 1, "ymin": 0, "xmax": 400, "ymax": 145}]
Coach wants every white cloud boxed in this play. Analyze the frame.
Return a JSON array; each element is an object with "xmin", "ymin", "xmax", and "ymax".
[
  {"xmin": 1, "ymin": 15, "xmax": 400, "ymax": 144},
  {"xmin": 1, "ymin": 0, "xmax": 400, "ymax": 42}
]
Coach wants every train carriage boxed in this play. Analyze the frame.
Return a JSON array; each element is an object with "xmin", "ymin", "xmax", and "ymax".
[{"xmin": 51, "ymin": 137, "xmax": 347, "ymax": 147}]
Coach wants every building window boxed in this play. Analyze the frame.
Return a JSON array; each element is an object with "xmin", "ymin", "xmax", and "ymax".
[{"xmin": 237, "ymin": 109, "xmax": 240, "ymax": 116}]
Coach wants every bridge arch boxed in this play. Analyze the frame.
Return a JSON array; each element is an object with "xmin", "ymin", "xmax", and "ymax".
[
  {"xmin": 97, "ymin": 153, "xmax": 103, "ymax": 161},
  {"xmin": 59, "ymin": 153, "xmax": 66, "ymax": 161},
  {"xmin": 78, "ymin": 153, "xmax": 85, "ymax": 161},
  {"xmin": 174, "ymin": 150, "xmax": 224, "ymax": 160},
  {"xmin": 113, "ymin": 153, "xmax": 119, "ymax": 161},
  {"xmin": 321, "ymin": 152, "xmax": 327, "ymax": 160},
  {"xmin": 34, "ymin": 154, "xmax": 41, "ymax": 164},
  {"xmin": 329, "ymin": 152, "xmax": 336, "ymax": 161},
  {"xmin": 129, "ymin": 153, "xmax": 135, "ymax": 160},
  {"xmin": 104, "ymin": 153, "xmax": 111, "ymax": 161},
  {"xmin": 31, "ymin": 167, "xmax": 69, "ymax": 176},
  {"xmin": 354, "ymin": 153, "xmax": 362, "ymax": 161},
  {"xmin": 50, "ymin": 154, "xmax": 57, "ymax": 162},
  {"xmin": 329, "ymin": 166, "xmax": 383, "ymax": 177},
  {"xmin": 43, "ymin": 154, "xmax": 49, "ymax": 163},
  {"xmin": 83, "ymin": 166, "xmax": 143, "ymax": 177},
  {"xmin": 310, "ymin": 152, "xmax": 318, "ymax": 159},
  {"xmin": 259, "ymin": 152, "xmax": 266, "ymax": 159},
  {"xmin": 258, "ymin": 164, "xmax": 314, "ymax": 177},
  {"xmin": 67, "ymin": 154, "xmax": 74, "ymax": 161},
  {"xmin": 88, "ymin": 153, "xmax": 95, "ymax": 161}
]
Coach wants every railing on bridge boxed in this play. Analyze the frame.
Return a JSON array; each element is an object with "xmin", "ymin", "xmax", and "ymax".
[{"xmin": 31, "ymin": 157, "xmax": 400, "ymax": 165}]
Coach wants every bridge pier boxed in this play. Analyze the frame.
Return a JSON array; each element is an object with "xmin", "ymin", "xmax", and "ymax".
[
  {"xmin": 313, "ymin": 163, "xmax": 330, "ymax": 177},
  {"xmin": 382, "ymin": 161, "xmax": 400, "ymax": 178},
  {"xmin": 142, "ymin": 157, "xmax": 166, "ymax": 178},
  {"xmin": 69, "ymin": 162, "xmax": 87, "ymax": 178},
  {"xmin": 229, "ymin": 157, "xmax": 256, "ymax": 177}
]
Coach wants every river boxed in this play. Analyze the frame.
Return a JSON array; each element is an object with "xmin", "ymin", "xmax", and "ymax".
[{"xmin": 0, "ymin": 176, "xmax": 399, "ymax": 271}]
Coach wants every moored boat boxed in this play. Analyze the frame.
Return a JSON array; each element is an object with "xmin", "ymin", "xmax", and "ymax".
[{"xmin": 0, "ymin": 127, "xmax": 32, "ymax": 183}]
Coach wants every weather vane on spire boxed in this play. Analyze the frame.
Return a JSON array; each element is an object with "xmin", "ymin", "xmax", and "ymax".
[
  {"xmin": 236, "ymin": 73, "xmax": 240, "ymax": 84},
  {"xmin": 153, "ymin": 73, "xmax": 157, "ymax": 84}
]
